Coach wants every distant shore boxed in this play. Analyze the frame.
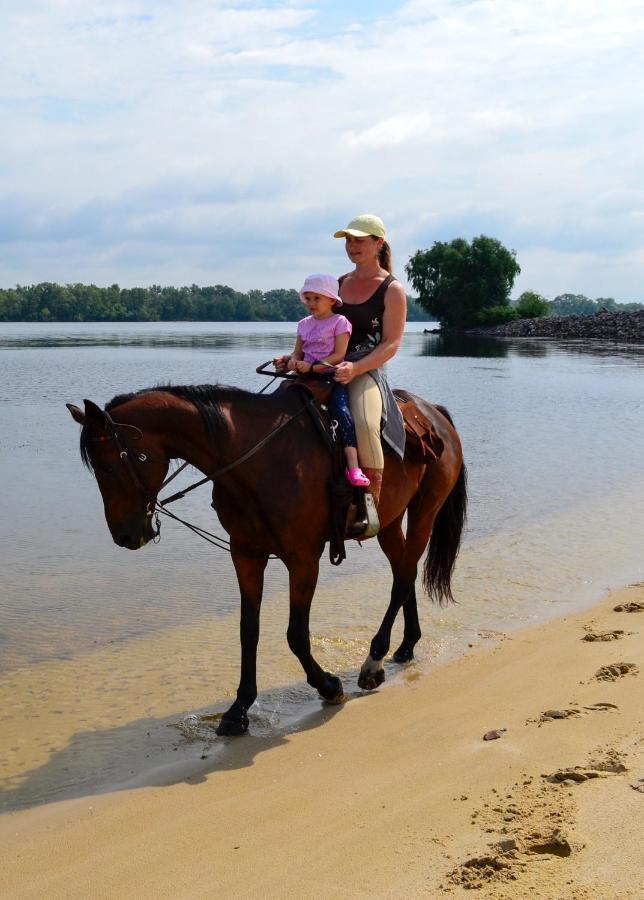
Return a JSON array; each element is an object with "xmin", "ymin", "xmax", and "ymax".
[
  {"xmin": 465, "ymin": 309, "xmax": 644, "ymax": 341},
  {"xmin": 1, "ymin": 583, "xmax": 642, "ymax": 899}
]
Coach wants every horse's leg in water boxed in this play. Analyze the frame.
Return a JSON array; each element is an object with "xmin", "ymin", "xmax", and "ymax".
[
  {"xmin": 358, "ymin": 498, "xmax": 439, "ymax": 689},
  {"xmin": 358, "ymin": 514, "xmax": 410, "ymax": 689},
  {"xmin": 217, "ymin": 552, "xmax": 269, "ymax": 736},
  {"xmin": 286, "ymin": 557, "xmax": 344, "ymax": 702}
]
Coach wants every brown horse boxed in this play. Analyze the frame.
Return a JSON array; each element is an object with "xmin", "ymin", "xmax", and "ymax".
[{"xmin": 67, "ymin": 382, "xmax": 466, "ymax": 735}]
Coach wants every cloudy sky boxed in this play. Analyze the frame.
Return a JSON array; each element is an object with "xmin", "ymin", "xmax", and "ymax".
[{"xmin": 2, "ymin": 0, "xmax": 643, "ymax": 299}]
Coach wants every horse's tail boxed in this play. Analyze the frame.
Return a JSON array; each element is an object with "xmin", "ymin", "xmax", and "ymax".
[{"xmin": 423, "ymin": 405, "xmax": 468, "ymax": 605}]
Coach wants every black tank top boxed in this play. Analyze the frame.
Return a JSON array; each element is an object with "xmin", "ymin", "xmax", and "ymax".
[{"xmin": 338, "ymin": 274, "xmax": 395, "ymax": 354}]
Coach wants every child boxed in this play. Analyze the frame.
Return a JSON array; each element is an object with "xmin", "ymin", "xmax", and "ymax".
[{"xmin": 274, "ymin": 273, "xmax": 370, "ymax": 488}]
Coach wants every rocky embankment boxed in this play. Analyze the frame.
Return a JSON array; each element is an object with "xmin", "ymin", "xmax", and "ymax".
[{"xmin": 467, "ymin": 309, "xmax": 644, "ymax": 341}]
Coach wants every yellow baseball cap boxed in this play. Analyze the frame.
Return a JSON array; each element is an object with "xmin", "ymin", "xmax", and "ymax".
[{"xmin": 334, "ymin": 214, "xmax": 386, "ymax": 239}]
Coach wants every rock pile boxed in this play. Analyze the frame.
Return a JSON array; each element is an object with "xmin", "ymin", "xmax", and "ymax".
[{"xmin": 467, "ymin": 310, "xmax": 644, "ymax": 341}]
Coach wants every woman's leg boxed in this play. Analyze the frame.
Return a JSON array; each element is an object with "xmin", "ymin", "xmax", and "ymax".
[
  {"xmin": 347, "ymin": 375, "xmax": 383, "ymax": 468},
  {"xmin": 347, "ymin": 374, "xmax": 384, "ymax": 503}
]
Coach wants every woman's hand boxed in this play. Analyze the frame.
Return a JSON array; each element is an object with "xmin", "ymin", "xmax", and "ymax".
[{"xmin": 334, "ymin": 361, "xmax": 356, "ymax": 384}]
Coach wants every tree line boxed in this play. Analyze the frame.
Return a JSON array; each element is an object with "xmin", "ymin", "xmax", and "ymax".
[
  {"xmin": 0, "ymin": 282, "xmax": 428, "ymax": 322},
  {"xmin": 3, "ymin": 240, "xmax": 641, "ymax": 328}
]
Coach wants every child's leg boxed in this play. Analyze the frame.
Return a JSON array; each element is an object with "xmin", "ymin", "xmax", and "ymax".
[
  {"xmin": 328, "ymin": 386, "xmax": 370, "ymax": 486},
  {"xmin": 344, "ymin": 446, "xmax": 359, "ymax": 469}
]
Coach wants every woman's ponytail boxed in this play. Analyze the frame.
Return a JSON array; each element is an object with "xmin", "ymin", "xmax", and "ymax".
[{"xmin": 378, "ymin": 240, "xmax": 392, "ymax": 273}]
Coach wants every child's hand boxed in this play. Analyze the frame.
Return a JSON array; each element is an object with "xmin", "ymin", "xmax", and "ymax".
[
  {"xmin": 294, "ymin": 360, "xmax": 312, "ymax": 374},
  {"xmin": 273, "ymin": 355, "xmax": 290, "ymax": 372}
]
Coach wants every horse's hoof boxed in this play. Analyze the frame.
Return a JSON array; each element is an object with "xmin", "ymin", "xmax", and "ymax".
[
  {"xmin": 216, "ymin": 707, "xmax": 249, "ymax": 736},
  {"xmin": 318, "ymin": 672, "xmax": 344, "ymax": 702},
  {"xmin": 393, "ymin": 644, "xmax": 415, "ymax": 664},
  {"xmin": 358, "ymin": 668, "xmax": 385, "ymax": 691}
]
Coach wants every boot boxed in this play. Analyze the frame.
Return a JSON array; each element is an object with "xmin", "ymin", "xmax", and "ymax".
[{"xmin": 362, "ymin": 468, "xmax": 383, "ymax": 507}]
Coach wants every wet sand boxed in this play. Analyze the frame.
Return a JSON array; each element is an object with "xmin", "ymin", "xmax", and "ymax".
[{"xmin": 1, "ymin": 583, "xmax": 642, "ymax": 899}]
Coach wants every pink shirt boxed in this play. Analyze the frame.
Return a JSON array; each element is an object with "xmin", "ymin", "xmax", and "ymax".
[{"xmin": 297, "ymin": 313, "xmax": 352, "ymax": 363}]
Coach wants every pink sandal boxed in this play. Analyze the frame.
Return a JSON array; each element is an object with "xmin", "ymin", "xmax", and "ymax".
[{"xmin": 345, "ymin": 467, "xmax": 370, "ymax": 488}]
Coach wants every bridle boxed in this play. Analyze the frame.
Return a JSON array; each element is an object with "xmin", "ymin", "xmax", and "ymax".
[
  {"xmin": 90, "ymin": 409, "xmax": 163, "ymax": 539},
  {"xmin": 90, "ymin": 394, "xmax": 318, "ymax": 549}
]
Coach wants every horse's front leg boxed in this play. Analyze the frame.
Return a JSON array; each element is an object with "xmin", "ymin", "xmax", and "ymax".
[
  {"xmin": 286, "ymin": 558, "xmax": 344, "ymax": 703},
  {"xmin": 217, "ymin": 552, "xmax": 268, "ymax": 736}
]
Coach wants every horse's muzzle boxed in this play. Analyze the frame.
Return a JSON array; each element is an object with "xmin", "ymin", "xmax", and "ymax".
[
  {"xmin": 113, "ymin": 529, "xmax": 147, "ymax": 550},
  {"xmin": 112, "ymin": 513, "xmax": 158, "ymax": 550}
]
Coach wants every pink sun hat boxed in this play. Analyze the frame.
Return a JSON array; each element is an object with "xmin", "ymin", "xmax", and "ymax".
[{"xmin": 299, "ymin": 273, "xmax": 343, "ymax": 307}]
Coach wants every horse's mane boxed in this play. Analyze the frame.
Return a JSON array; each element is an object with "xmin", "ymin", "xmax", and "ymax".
[{"xmin": 80, "ymin": 384, "xmax": 256, "ymax": 470}]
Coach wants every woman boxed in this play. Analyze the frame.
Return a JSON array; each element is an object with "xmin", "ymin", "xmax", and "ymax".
[{"xmin": 333, "ymin": 214, "xmax": 407, "ymax": 509}]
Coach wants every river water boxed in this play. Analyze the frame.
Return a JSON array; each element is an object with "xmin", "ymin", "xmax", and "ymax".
[{"xmin": 1, "ymin": 321, "xmax": 643, "ymax": 810}]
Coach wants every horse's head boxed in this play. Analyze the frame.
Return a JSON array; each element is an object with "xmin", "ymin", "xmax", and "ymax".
[{"xmin": 67, "ymin": 398, "xmax": 170, "ymax": 549}]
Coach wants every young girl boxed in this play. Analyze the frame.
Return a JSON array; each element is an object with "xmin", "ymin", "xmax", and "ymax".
[{"xmin": 275, "ymin": 273, "xmax": 371, "ymax": 488}]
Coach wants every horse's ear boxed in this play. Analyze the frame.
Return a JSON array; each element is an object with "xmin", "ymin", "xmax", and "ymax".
[
  {"xmin": 66, "ymin": 403, "xmax": 85, "ymax": 425},
  {"xmin": 83, "ymin": 399, "xmax": 107, "ymax": 423}
]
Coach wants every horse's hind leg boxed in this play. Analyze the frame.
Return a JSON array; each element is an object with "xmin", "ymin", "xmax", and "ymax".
[
  {"xmin": 393, "ymin": 585, "xmax": 420, "ymax": 663},
  {"xmin": 217, "ymin": 552, "xmax": 268, "ymax": 736},
  {"xmin": 287, "ymin": 558, "xmax": 344, "ymax": 703},
  {"xmin": 392, "ymin": 496, "xmax": 443, "ymax": 663},
  {"xmin": 358, "ymin": 516, "xmax": 412, "ymax": 690}
]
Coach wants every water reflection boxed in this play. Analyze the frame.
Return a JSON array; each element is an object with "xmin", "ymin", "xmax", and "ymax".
[
  {"xmin": 420, "ymin": 333, "xmax": 511, "ymax": 358},
  {"xmin": 0, "ymin": 333, "xmax": 287, "ymax": 351},
  {"xmin": 419, "ymin": 331, "xmax": 644, "ymax": 362}
]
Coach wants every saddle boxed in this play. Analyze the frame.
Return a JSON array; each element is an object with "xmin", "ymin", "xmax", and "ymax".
[
  {"xmin": 292, "ymin": 383, "xmax": 444, "ymax": 462},
  {"xmin": 393, "ymin": 389, "xmax": 444, "ymax": 463}
]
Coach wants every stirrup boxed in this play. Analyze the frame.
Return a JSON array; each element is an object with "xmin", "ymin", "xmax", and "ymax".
[
  {"xmin": 361, "ymin": 492, "xmax": 380, "ymax": 538},
  {"xmin": 346, "ymin": 491, "xmax": 380, "ymax": 540}
]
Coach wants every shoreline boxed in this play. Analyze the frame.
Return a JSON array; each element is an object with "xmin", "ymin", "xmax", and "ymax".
[{"xmin": 1, "ymin": 583, "xmax": 642, "ymax": 899}]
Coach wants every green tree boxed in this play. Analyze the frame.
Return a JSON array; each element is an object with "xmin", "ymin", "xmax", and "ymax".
[
  {"xmin": 405, "ymin": 235, "xmax": 521, "ymax": 330},
  {"xmin": 514, "ymin": 290, "xmax": 549, "ymax": 319}
]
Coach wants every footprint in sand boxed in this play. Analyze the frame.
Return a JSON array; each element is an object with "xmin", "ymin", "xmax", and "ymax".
[
  {"xmin": 447, "ymin": 830, "xmax": 575, "ymax": 890},
  {"xmin": 535, "ymin": 702, "xmax": 618, "ymax": 724},
  {"xmin": 545, "ymin": 768, "xmax": 604, "ymax": 783},
  {"xmin": 594, "ymin": 662, "xmax": 639, "ymax": 682},
  {"xmin": 613, "ymin": 601, "xmax": 644, "ymax": 613},
  {"xmin": 582, "ymin": 630, "xmax": 625, "ymax": 642},
  {"xmin": 539, "ymin": 708, "xmax": 581, "ymax": 722},
  {"xmin": 545, "ymin": 751, "xmax": 628, "ymax": 784}
]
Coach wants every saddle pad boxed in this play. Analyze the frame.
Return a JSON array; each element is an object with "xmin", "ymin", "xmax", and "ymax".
[{"xmin": 394, "ymin": 391, "xmax": 444, "ymax": 462}]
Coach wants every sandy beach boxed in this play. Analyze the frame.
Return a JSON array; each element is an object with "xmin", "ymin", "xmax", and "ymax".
[{"xmin": 1, "ymin": 582, "xmax": 642, "ymax": 899}]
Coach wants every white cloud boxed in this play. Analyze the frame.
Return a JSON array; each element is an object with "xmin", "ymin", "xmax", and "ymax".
[
  {"xmin": 344, "ymin": 113, "xmax": 434, "ymax": 149},
  {"xmin": 1, "ymin": 0, "xmax": 644, "ymax": 299}
]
